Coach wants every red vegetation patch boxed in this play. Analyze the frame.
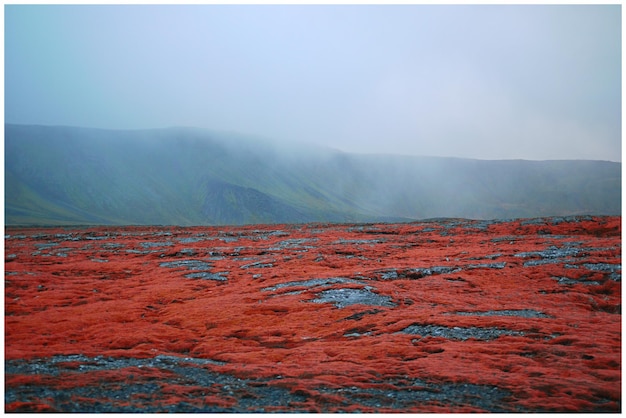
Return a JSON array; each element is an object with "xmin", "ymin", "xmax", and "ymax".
[{"xmin": 5, "ymin": 216, "xmax": 621, "ymax": 412}]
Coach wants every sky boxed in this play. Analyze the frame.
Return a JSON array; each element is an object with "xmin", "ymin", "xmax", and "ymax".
[{"xmin": 4, "ymin": 4, "xmax": 622, "ymax": 161}]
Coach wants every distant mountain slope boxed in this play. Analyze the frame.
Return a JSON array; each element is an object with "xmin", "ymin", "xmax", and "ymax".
[{"xmin": 5, "ymin": 124, "xmax": 621, "ymax": 225}]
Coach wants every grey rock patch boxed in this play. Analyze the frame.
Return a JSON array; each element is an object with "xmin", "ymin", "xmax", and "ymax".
[
  {"xmin": 520, "ymin": 215, "xmax": 593, "ymax": 225},
  {"xmin": 583, "ymin": 263, "xmax": 621, "ymax": 281},
  {"xmin": 347, "ymin": 226, "xmax": 383, "ymax": 233},
  {"xmin": 344, "ymin": 309, "xmax": 383, "ymax": 321},
  {"xmin": 344, "ymin": 331, "xmax": 373, "ymax": 338},
  {"xmin": 102, "ymin": 243, "xmax": 125, "ymax": 249},
  {"xmin": 5, "ymin": 234, "xmax": 27, "ymax": 240},
  {"xmin": 414, "ymin": 266, "xmax": 461, "ymax": 276},
  {"xmin": 126, "ymin": 249, "xmax": 162, "ymax": 254},
  {"xmin": 523, "ymin": 259, "xmax": 576, "ymax": 267},
  {"xmin": 35, "ymin": 242, "xmax": 59, "ymax": 249},
  {"xmin": 184, "ymin": 272, "xmax": 228, "ymax": 281},
  {"xmin": 520, "ymin": 217, "xmax": 548, "ymax": 225},
  {"xmin": 152, "ymin": 354, "xmax": 226, "ymax": 366},
  {"xmin": 178, "ymin": 248, "xmax": 198, "ymax": 256},
  {"xmin": 84, "ymin": 235, "xmax": 111, "ymax": 240},
  {"xmin": 269, "ymin": 238, "xmax": 318, "ymax": 251},
  {"xmin": 141, "ymin": 241, "xmax": 173, "ymax": 248},
  {"xmin": 178, "ymin": 236, "xmax": 214, "ymax": 244},
  {"xmin": 466, "ymin": 262, "xmax": 506, "ymax": 269},
  {"xmin": 241, "ymin": 261, "xmax": 274, "ymax": 269},
  {"xmin": 515, "ymin": 245, "xmax": 580, "ymax": 260},
  {"xmin": 267, "ymin": 230, "xmax": 290, "ymax": 237},
  {"xmin": 311, "ymin": 287, "xmax": 396, "ymax": 309},
  {"xmin": 332, "ymin": 239, "xmax": 383, "ymax": 245},
  {"xmin": 462, "ymin": 220, "xmax": 498, "ymax": 230},
  {"xmin": 553, "ymin": 276, "xmax": 601, "ymax": 286},
  {"xmin": 548, "ymin": 215, "xmax": 593, "ymax": 224},
  {"xmin": 262, "ymin": 277, "xmax": 364, "ymax": 292},
  {"xmin": 277, "ymin": 290, "xmax": 305, "ymax": 297},
  {"xmin": 583, "ymin": 263, "xmax": 621, "ymax": 272},
  {"xmin": 491, "ymin": 236, "xmax": 519, "ymax": 243},
  {"xmin": 469, "ymin": 253, "xmax": 502, "ymax": 260},
  {"xmin": 159, "ymin": 260, "xmax": 213, "ymax": 270},
  {"xmin": 159, "ymin": 259, "xmax": 225, "ymax": 280},
  {"xmin": 318, "ymin": 379, "xmax": 518, "ymax": 413},
  {"xmin": 451, "ymin": 309, "xmax": 551, "ymax": 318},
  {"xmin": 380, "ymin": 270, "xmax": 399, "ymax": 280},
  {"xmin": 378, "ymin": 266, "xmax": 461, "ymax": 280},
  {"xmin": 4, "ymin": 354, "xmax": 226, "ymax": 377},
  {"xmin": 400, "ymin": 324, "xmax": 524, "ymax": 340}
]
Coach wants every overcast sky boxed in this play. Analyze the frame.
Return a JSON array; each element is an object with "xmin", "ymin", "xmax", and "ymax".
[{"xmin": 5, "ymin": 4, "xmax": 622, "ymax": 161}]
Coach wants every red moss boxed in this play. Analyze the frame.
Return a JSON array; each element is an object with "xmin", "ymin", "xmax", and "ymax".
[
  {"xmin": 5, "ymin": 401, "xmax": 57, "ymax": 412},
  {"xmin": 5, "ymin": 217, "xmax": 621, "ymax": 412}
]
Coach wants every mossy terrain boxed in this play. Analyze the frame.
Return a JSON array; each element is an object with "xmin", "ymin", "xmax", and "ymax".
[{"xmin": 5, "ymin": 216, "xmax": 621, "ymax": 412}]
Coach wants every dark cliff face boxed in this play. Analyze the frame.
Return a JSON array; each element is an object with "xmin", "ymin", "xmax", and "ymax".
[
  {"xmin": 5, "ymin": 124, "xmax": 621, "ymax": 226},
  {"xmin": 199, "ymin": 179, "xmax": 310, "ymax": 225}
]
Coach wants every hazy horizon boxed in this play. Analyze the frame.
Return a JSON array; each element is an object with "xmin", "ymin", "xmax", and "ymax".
[{"xmin": 5, "ymin": 4, "xmax": 622, "ymax": 162}]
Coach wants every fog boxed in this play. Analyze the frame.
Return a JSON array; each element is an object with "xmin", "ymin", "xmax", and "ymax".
[{"xmin": 5, "ymin": 4, "xmax": 621, "ymax": 162}]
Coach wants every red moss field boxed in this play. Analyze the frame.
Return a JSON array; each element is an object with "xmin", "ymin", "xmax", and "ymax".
[{"xmin": 4, "ymin": 216, "xmax": 621, "ymax": 412}]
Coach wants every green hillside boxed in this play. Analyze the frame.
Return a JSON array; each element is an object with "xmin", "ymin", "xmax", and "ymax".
[{"xmin": 4, "ymin": 124, "xmax": 621, "ymax": 226}]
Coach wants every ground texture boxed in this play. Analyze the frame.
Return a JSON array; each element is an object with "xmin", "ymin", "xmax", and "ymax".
[{"xmin": 5, "ymin": 216, "xmax": 621, "ymax": 412}]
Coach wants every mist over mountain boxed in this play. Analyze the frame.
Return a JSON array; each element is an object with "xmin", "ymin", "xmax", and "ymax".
[{"xmin": 5, "ymin": 124, "xmax": 621, "ymax": 226}]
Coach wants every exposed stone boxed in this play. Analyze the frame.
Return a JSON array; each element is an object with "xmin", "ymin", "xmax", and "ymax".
[
  {"xmin": 515, "ymin": 245, "xmax": 580, "ymax": 260},
  {"xmin": 311, "ymin": 287, "xmax": 396, "ymax": 308},
  {"xmin": 241, "ymin": 261, "xmax": 274, "ymax": 269},
  {"xmin": 141, "ymin": 241, "xmax": 173, "ymax": 248},
  {"xmin": 466, "ymin": 262, "xmax": 506, "ymax": 269},
  {"xmin": 552, "ymin": 276, "xmax": 600, "ymax": 286},
  {"xmin": 451, "ymin": 309, "xmax": 551, "ymax": 318},
  {"xmin": 262, "ymin": 277, "xmax": 364, "ymax": 292},
  {"xmin": 184, "ymin": 272, "xmax": 228, "ymax": 281},
  {"xmin": 159, "ymin": 260, "xmax": 213, "ymax": 270},
  {"xmin": 378, "ymin": 266, "xmax": 461, "ymax": 280},
  {"xmin": 269, "ymin": 238, "xmax": 318, "ymax": 251},
  {"xmin": 400, "ymin": 324, "xmax": 525, "ymax": 340}
]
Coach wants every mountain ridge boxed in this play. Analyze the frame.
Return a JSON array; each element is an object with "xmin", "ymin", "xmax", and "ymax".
[{"xmin": 4, "ymin": 124, "xmax": 621, "ymax": 226}]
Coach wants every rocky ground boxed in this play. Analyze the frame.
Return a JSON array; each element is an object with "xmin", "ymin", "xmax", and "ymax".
[{"xmin": 4, "ymin": 216, "xmax": 621, "ymax": 412}]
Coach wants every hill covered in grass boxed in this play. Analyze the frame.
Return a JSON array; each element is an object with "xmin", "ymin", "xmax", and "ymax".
[{"xmin": 5, "ymin": 124, "xmax": 621, "ymax": 226}]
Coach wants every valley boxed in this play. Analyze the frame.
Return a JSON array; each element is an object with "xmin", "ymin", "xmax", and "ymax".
[{"xmin": 5, "ymin": 124, "xmax": 621, "ymax": 226}]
